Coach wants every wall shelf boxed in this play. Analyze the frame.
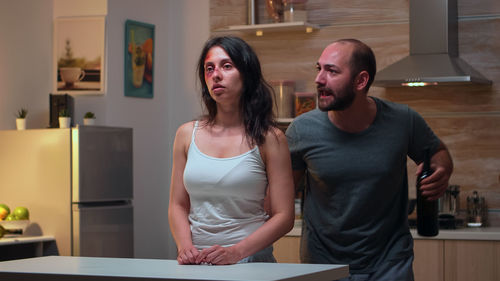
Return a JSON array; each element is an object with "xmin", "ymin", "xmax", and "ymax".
[
  {"xmin": 0, "ymin": 235, "xmax": 58, "ymax": 261},
  {"xmin": 215, "ymin": 21, "xmax": 320, "ymax": 36}
]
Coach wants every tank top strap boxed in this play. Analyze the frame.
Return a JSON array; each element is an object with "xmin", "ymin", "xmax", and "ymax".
[{"xmin": 191, "ymin": 120, "xmax": 199, "ymax": 143}]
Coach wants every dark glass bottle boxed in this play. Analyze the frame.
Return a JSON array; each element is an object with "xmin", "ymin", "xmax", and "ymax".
[{"xmin": 416, "ymin": 148, "xmax": 439, "ymax": 236}]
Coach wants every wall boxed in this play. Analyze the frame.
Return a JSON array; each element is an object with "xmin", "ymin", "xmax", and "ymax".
[
  {"xmin": 0, "ymin": 0, "xmax": 209, "ymax": 259},
  {"xmin": 105, "ymin": 0, "xmax": 208, "ymax": 259},
  {"xmin": 0, "ymin": 0, "xmax": 53, "ymax": 129},
  {"xmin": 210, "ymin": 0, "xmax": 500, "ymax": 226}
]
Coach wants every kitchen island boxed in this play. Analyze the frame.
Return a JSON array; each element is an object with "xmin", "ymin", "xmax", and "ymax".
[{"xmin": 0, "ymin": 256, "xmax": 349, "ymax": 281}]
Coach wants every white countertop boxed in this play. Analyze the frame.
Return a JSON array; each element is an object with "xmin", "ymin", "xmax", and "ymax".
[
  {"xmin": 0, "ymin": 256, "xmax": 349, "ymax": 281},
  {"xmin": 410, "ymin": 227, "xmax": 500, "ymax": 240},
  {"xmin": 287, "ymin": 221, "xmax": 500, "ymax": 241}
]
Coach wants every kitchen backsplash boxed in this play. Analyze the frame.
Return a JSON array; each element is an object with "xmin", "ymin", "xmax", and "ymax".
[{"xmin": 209, "ymin": 0, "xmax": 500, "ymax": 227}]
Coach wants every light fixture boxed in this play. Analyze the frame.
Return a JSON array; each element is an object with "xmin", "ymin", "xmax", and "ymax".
[{"xmin": 402, "ymin": 82, "xmax": 438, "ymax": 87}]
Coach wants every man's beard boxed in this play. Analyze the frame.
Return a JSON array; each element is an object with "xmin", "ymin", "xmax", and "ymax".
[{"xmin": 317, "ymin": 80, "xmax": 356, "ymax": 112}]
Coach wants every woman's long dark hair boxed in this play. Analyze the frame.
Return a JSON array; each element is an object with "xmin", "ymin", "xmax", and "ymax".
[{"xmin": 196, "ymin": 36, "xmax": 276, "ymax": 146}]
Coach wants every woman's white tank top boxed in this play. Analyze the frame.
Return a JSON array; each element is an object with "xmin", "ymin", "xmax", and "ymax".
[{"xmin": 183, "ymin": 121, "xmax": 269, "ymax": 249}]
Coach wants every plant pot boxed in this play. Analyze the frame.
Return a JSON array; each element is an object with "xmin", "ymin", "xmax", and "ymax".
[
  {"xmin": 83, "ymin": 118, "xmax": 96, "ymax": 126},
  {"xmin": 16, "ymin": 118, "xmax": 26, "ymax": 130},
  {"xmin": 59, "ymin": 117, "xmax": 71, "ymax": 128}
]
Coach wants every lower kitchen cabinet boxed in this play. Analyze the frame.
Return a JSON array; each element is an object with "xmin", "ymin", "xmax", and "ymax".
[
  {"xmin": 414, "ymin": 239, "xmax": 500, "ymax": 281},
  {"xmin": 413, "ymin": 240, "xmax": 444, "ymax": 281},
  {"xmin": 276, "ymin": 235, "xmax": 500, "ymax": 280},
  {"xmin": 444, "ymin": 240, "xmax": 500, "ymax": 281},
  {"xmin": 273, "ymin": 236, "xmax": 301, "ymax": 263}
]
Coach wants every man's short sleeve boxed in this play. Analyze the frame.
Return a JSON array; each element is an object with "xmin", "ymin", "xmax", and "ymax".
[
  {"xmin": 285, "ymin": 122, "xmax": 307, "ymax": 171},
  {"xmin": 407, "ymin": 108, "xmax": 441, "ymax": 163}
]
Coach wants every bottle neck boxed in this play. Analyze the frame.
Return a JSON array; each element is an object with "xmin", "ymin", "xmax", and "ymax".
[{"xmin": 423, "ymin": 148, "xmax": 431, "ymax": 172}]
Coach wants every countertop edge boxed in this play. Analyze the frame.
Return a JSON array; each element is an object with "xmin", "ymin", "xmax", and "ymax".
[
  {"xmin": 0, "ymin": 235, "xmax": 56, "ymax": 246},
  {"xmin": 285, "ymin": 223, "xmax": 500, "ymax": 241},
  {"xmin": 410, "ymin": 228, "xmax": 500, "ymax": 241}
]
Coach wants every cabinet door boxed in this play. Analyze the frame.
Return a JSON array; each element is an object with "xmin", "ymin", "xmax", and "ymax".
[
  {"xmin": 444, "ymin": 240, "xmax": 500, "ymax": 281},
  {"xmin": 413, "ymin": 239, "xmax": 444, "ymax": 281},
  {"xmin": 273, "ymin": 236, "xmax": 301, "ymax": 263},
  {"xmin": 73, "ymin": 204, "xmax": 134, "ymax": 258}
]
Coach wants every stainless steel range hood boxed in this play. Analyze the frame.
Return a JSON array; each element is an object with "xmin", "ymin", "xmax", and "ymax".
[{"xmin": 373, "ymin": 0, "xmax": 492, "ymax": 87}]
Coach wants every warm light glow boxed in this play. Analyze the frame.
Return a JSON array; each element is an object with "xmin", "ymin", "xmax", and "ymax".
[
  {"xmin": 306, "ymin": 27, "xmax": 313, "ymax": 33},
  {"xmin": 256, "ymin": 30, "xmax": 263, "ymax": 36},
  {"xmin": 72, "ymin": 128, "xmax": 80, "ymax": 203},
  {"xmin": 402, "ymin": 82, "xmax": 438, "ymax": 87}
]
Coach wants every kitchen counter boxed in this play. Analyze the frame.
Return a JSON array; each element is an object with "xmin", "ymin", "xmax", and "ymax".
[
  {"xmin": 410, "ymin": 227, "xmax": 500, "ymax": 240},
  {"xmin": 0, "ymin": 235, "xmax": 55, "ymax": 246},
  {"xmin": 0, "ymin": 256, "xmax": 349, "ymax": 281},
  {"xmin": 287, "ymin": 222, "xmax": 500, "ymax": 241}
]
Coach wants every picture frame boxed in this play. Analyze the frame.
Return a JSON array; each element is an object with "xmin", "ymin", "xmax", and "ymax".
[
  {"xmin": 53, "ymin": 16, "xmax": 106, "ymax": 95},
  {"xmin": 124, "ymin": 20, "xmax": 155, "ymax": 99}
]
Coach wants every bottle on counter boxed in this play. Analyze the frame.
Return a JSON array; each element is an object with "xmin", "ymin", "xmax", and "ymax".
[
  {"xmin": 467, "ymin": 191, "xmax": 485, "ymax": 227},
  {"xmin": 416, "ymin": 147, "xmax": 439, "ymax": 237}
]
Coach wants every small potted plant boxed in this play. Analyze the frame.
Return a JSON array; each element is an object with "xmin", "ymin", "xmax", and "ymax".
[
  {"xmin": 58, "ymin": 109, "xmax": 71, "ymax": 129},
  {"xmin": 15, "ymin": 108, "xmax": 28, "ymax": 130},
  {"xmin": 83, "ymin": 111, "xmax": 96, "ymax": 126}
]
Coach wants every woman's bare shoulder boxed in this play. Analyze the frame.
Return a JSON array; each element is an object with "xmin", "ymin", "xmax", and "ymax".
[
  {"xmin": 265, "ymin": 127, "xmax": 287, "ymax": 144},
  {"xmin": 260, "ymin": 127, "xmax": 288, "ymax": 155},
  {"xmin": 178, "ymin": 120, "xmax": 195, "ymax": 132},
  {"xmin": 175, "ymin": 121, "xmax": 196, "ymax": 141}
]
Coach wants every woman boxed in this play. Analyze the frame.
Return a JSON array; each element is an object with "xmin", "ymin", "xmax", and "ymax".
[{"xmin": 168, "ymin": 36, "xmax": 294, "ymax": 265}]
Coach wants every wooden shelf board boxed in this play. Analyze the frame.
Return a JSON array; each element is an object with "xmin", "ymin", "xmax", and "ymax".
[{"xmin": 215, "ymin": 22, "xmax": 320, "ymax": 34}]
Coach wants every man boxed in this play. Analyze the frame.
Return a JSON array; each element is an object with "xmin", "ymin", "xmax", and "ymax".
[{"xmin": 285, "ymin": 39, "xmax": 453, "ymax": 280}]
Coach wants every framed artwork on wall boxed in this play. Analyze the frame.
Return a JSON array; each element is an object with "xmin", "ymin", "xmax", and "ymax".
[
  {"xmin": 53, "ymin": 16, "xmax": 106, "ymax": 95},
  {"xmin": 124, "ymin": 20, "xmax": 155, "ymax": 99}
]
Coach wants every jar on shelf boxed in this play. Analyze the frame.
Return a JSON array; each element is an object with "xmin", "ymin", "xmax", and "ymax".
[
  {"xmin": 265, "ymin": 0, "xmax": 284, "ymax": 23},
  {"xmin": 283, "ymin": 0, "xmax": 308, "ymax": 22},
  {"xmin": 270, "ymin": 80, "xmax": 295, "ymax": 119},
  {"xmin": 295, "ymin": 92, "xmax": 316, "ymax": 116}
]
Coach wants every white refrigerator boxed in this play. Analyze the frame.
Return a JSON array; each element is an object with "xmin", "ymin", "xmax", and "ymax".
[{"xmin": 0, "ymin": 126, "xmax": 133, "ymax": 257}]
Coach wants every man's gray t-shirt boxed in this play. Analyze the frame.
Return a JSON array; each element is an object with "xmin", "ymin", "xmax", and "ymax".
[{"xmin": 285, "ymin": 97, "xmax": 440, "ymax": 274}]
